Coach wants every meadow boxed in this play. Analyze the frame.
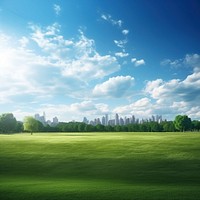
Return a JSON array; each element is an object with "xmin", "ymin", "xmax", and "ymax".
[{"xmin": 0, "ymin": 132, "xmax": 200, "ymax": 200}]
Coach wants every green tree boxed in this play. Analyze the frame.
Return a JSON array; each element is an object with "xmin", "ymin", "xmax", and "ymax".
[
  {"xmin": 15, "ymin": 121, "xmax": 24, "ymax": 133},
  {"xmin": 0, "ymin": 113, "xmax": 17, "ymax": 133},
  {"xmin": 114, "ymin": 125, "xmax": 121, "ymax": 132},
  {"xmin": 78, "ymin": 123, "xmax": 86, "ymax": 132},
  {"xmin": 192, "ymin": 120, "xmax": 200, "ymax": 131},
  {"xmin": 161, "ymin": 121, "xmax": 175, "ymax": 132},
  {"xmin": 174, "ymin": 115, "xmax": 192, "ymax": 132},
  {"xmin": 105, "ymin": 125, "xmax": 114, "ymax": 132},
  {"xmin": 23, "ymin": 116, "xmax": 44, "ymax": 134},
  {"xmin": 84, "ymin": 124, "xmax": 95, "ymax": 132},
  {"xmin": 95, "ymin": 124, "xmax": 105, "ymax": 132}
]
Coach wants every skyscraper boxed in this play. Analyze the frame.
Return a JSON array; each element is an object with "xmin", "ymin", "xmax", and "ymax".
[
  {"xmin": 105, "ymin": 114, "xmax": 108, "ymax": 126},
  {"xmin": 102, "ymin": 116, "xmax": 106, "ymax": 126},
  {"xmin": 115, "ymin": 113, "xmax": 119, "ymax": 125}
]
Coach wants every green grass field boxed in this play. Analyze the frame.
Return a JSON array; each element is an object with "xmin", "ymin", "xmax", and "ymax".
[{"xmin": 0, "ymin": 132, "xmax": 200, "ymax": 200}]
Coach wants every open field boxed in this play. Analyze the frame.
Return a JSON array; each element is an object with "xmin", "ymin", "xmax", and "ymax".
[{"xmin": 0, "ymin": 132, "xmax": 200, "ymax": 200}]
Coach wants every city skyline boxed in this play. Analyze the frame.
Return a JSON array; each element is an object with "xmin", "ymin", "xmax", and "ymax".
[
  {"xmin": 34, "ymin": 112, "xmax": 59, "ymax": 127},
  {"xmin": 83, "ymin": 113, "xmax": 164, "ymax": 127},
  {"xmin": 0, "ymin": 0, "xmax": 200, "ymax": 122}
]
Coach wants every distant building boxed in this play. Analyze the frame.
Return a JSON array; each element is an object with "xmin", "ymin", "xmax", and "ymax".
[
  {"xmin": 83, "ymin": 117, "xmax": 89, "ymax": 124},
  {"xmin": 115, "ymin": 113, "xmax": 119, "ymax": 125},
  {"xmin": 102, "ymin": 116, "xmax": 106, "ymax": 126},
  {"xmin": 82, "ymin": 113, "xmax": 165, "ymax": 127},
  {"xmin": 52, "ymin": 117, "xmax": 59, "ymax": 126},
  {"xmin": 119, "ymin": 117, "xmax": 124, "ymax": 126},
  {"xmin": 108, "ymin": 119, "xmax": 115, "ymax": 126},
  {"xmin": 105, "ymin": 114, "xmax": 108, "ymax": 126},
  {"xmin": 34, "ymin": 112, "xmax": 59, "ymax": 127},
  {"xmin": 131, "ymin": 115, "xmax": 135, "ymax": 124},
  {"xmin": 34, "ymin": 113, "xmax": 46, "ymax": 125}
]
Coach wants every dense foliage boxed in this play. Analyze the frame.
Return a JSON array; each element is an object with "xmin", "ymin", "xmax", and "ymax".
[
  {"xmin": 56, "ymin": 121, "xmax": 176, "ymax": 132},
  {"xmin": 1, "ymin": 113, "xmax": 200, "ymax": 133},
  {"xmin": 0, "ymin": 113, "xmax": 23, "ymax": 133},
  {"xmin": 174, "ymin": 115, "xmax": 192, "ymax": 131},
  {"xmin": 23, "ymin": 116, "xmax": 44, "ymax": 133}
]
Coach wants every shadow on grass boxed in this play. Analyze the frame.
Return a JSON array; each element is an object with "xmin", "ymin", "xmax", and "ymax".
[{"xmin": 1, "ymin": 156, "xmax": 200, "ymax": 186}]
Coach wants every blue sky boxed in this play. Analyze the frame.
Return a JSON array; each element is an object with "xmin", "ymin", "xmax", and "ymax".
[{"xmin": 0, "ymin": 0, "xmax": 200, "ymax": 122}]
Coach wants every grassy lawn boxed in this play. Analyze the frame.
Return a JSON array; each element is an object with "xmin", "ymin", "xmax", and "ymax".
[{"xmin": 0, "ymin": 132, "xmax": 200, "ymax": 200}]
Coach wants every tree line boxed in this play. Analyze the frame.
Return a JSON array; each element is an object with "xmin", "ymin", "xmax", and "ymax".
[{"xmin": 0, "ymin": 113, "xmax": 200, "ymax": 134}]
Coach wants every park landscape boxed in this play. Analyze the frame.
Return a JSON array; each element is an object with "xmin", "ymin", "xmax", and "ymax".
[
  {"xmin": 0, "ymin": 131, "xmax": 200, "ymax": 200},
  {"xmin": 1, "ymin": 0, "xmax": 200, "ymax": 199}
]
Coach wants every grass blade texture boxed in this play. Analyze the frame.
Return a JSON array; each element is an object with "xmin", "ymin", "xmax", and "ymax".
[{"xmin": 0, "ymin": 132, "xmax": 200, "ymax": 200}]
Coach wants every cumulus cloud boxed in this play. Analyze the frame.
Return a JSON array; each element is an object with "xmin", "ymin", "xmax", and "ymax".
[
  {"xmin": 93, "ymin": 76, "xmax": 134, "ymax": 98},
  {"xmin": 122, "ymin": 29, "xmax": 129, "ymax": 35},
  {"xmin": 131, "ymin": 58, "xmax": 145, "ymax": 66},
  {"xmin": 142, "ymin": 54, "xmax": 200, "ymax": 120},
  {"xmin": 0, "ymin": 48, "xmax": 68, "ymax": 104},
  {"xmin": 145, "ymin": 74, "xmax": 200, "ymax": 102},
  {"xmin": 115, "ymin": 52, "xmax": 129, "ymax": 57},
  {"xmin": 184, "ymin": 54, "xmax": 200, "ymax": 72},
  {"xmin": 113, "ymin": 98, "xmax": 153, "ymax": 118},
  {"xmin": 114, "ymin": 39, "xmax": 127, "ymax": 48},
  {"xmin": 0, "ymin": 35, "xmax": 55, "ymax": 102},
  {"xmin": 144, "ymin": 71, "xmax": 200, "ymax": 119},
  {"xmin": 62, "ymin": 53, "xmax": 119, "ymax": 80},
  {"xmin": 0, "ymin": 23, "xmax": 121, "ymax": 105},
  {"xmin": 70, "ymin": 101, "xmax": 109, "ymax": 115},
  {"xmin": 26, "ymin": 101, "xmax": 110, "ymax": 122},
  {"xmin": 53, "ymin": 4, "xmax": 61, "ymax": 16},
  {"xmin": 19, "ymin": 36, "xmax": 29, "ymax": 48},
  {"xmin": 30, "ymin": 24, "xmax": 120, "ymax": 81},
  {"xmin": 161, "ymin": 53, "xmax": 200, "ymax": 72},
  {"xmin": 101, "ymin": 14, "xmax": 123, "ymax": 27}
]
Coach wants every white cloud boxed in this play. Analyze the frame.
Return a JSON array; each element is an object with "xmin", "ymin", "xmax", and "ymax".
[
  {"xmin": 113, "ymin": 98, "xmax": 153, "ymax": 118},
  {"xmin": 101, "ymin": 14, "xmax": 108, "ymax": 21},
  {"xmin": 131, "ymin": 58, "xmax": 136, "ymax": 62},
  {"xmin": 114, "ymin": 39, "xmax": 127, "ymax": 48},
  {"xmin": 19, "ymin": 36, "xmax": 29, "ymax": 48},
  {"xmin": 115, "ymin": 52, "xmax": 129, "ymax": 57},
  {"xmin": 62, "ymin": 53, "xmax": 119, "ymax": 80},
  {"xmin": 70, "ymin": 101, "xmax": 109, "ymax": 115},
  {"xmin": 0, "ymin": 49, "xmax": 64, "ymax": 104},
  {"xmin": 145, "ymin": 61, "xmax": 200, "ymax": 103},
  {"xmin": 184, "ymin": 54, "xmax": 200, "ymax": 72},
  {"xmin": 53, "ymin": 4, "xmax": 61, "ymax": 16},
  {"xmin": 26, "ymin": 101, "xmax": 110, "ymax": 122},
  {"xmin": 161, "ymin": 53, "xmax": 200, "ymax": 72},
  {"xmin": 131, "ymin": 58, "xmax": 145, "ymax": 66},
  {"xmin": 101, "ymin": 14, "xmax": 123, "ymax": 27},
  {"xmin": 30, "ymin": 24, "xmax": 120, "ymax": 81},
  {"xmin": 122, "ymin": 29, "xmax": 129, "ymax": 35},
  {"xmin": 144, "ymin": 70, "xmax": 200, "ymax": 119},
  {"xmin": 143, "ymin": 54, "xmax": 200, "ymax": 120},
  {"xmin": 0, "ymin": 23, "xmax": 121, "ymax": 105},
  {"xmin": 93, "ymin": 76, "xmax": 134, "ymax": 98}
]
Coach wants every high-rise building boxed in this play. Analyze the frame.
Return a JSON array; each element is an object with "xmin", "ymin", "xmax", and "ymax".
[
  {"xmin": 34, "ymin": 113, "xmax": 59, "ymax": 127},
  {"xmin": 34, "ymin": 113, "xmax": 46, "ymax": 125},
  {"xmin": 105, "ymin": 114, "xmax": 108, "ymax": 126},
  {"xmin": 43, "ymin": 112, "xmax": 46, "ymax": 122},
  {"xmin": 102, "ymin": 116, "xmax": 106, "ymax": 126},
  {"xmin": 83, "ymin": 117, "xmax": 89, "ymax": 124},
  {"xmin": 119, "ymin": 117, "xmax": 124, "ymax": 126},
  {"xmin": 52, "ymin": 117, "xmax": 59, "ymax": 126},
  {"xmin": 115, "ymin": 113, "xmax": 119, "ymax": 125},
  {"xmin": 156, "ymin": 115, "xmax": 162, "ymax": 123},
  {"xmin": 131, "ymin": 115, "xmax": 135, "ymax": 124}
]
